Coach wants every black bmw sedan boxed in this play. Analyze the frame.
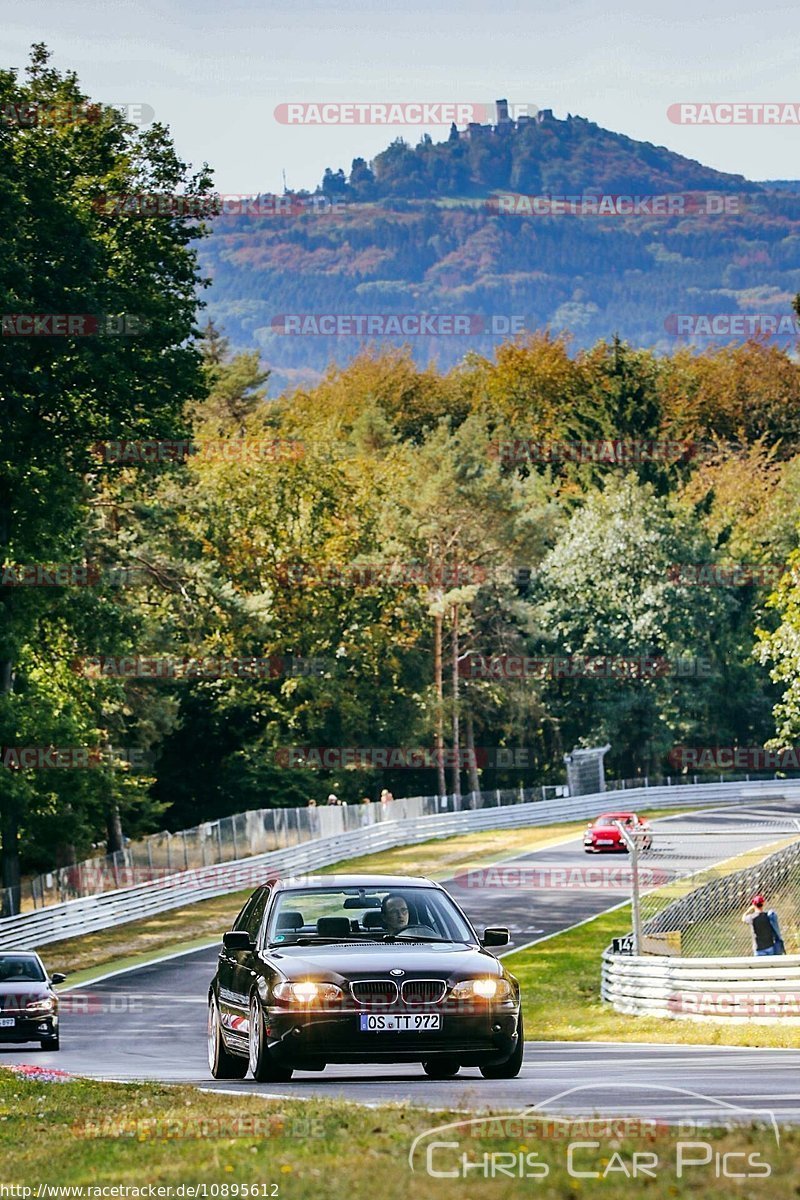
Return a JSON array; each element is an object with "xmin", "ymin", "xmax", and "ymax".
[
  {"xmin": 208, "ymin": 874, "xmax": 523, "ymax": 1082},
  {"xmin": 0, "ymin": 952, "xmax": 65, "ymax": 1050}
]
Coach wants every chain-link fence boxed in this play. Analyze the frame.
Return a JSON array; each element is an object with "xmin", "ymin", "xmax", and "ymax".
[
  {"xmin": 6, "ymin": 783, "xmax": 571, "ymax": 914},
  {"xmin": 5, "ymin": 769, "xmax": 795, "ymax": 917},
  {"xmin": 631, "ymin": 815, "xmax": 800, "ymax": 956}
]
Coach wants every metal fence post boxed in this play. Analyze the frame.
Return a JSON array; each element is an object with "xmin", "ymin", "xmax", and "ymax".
[{"xmin": 616, "ymin": 820, "xmax": 643, "ymax": 955}]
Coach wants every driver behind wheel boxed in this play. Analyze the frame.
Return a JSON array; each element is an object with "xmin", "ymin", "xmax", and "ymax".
[{"xmin": 380, "ymin": 893, "xmax": 436, "ymax": 936}]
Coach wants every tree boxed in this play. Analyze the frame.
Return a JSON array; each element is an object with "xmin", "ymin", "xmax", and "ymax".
[
  {"xmin": 321, "ymin": 167, "xmax": 347, "ymax": 197},
  {"xmin": 375, "ymin": 414, "xmax": 556, "ymax": 795},
  {"xmin": 532, "ymin": 476, "xmax": 745, "ymax": 776},
  {"xmin": 0, "ymin": 46, "xmax": 212, "ymax": 910}
]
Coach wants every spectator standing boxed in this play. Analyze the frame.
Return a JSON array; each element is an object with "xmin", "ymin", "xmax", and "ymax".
[{"xmin": 741, "ymin": 894, "xmax": 785, "ymax": 955}]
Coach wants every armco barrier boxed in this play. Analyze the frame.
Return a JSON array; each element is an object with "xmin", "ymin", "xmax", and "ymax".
[
  {"xmin": 602, "ymin": 949, "xmax": 800, "ymax": 1022},
  {"xmin": 2, "ymin": 777, "xmax": 799, "ymax": 951}
]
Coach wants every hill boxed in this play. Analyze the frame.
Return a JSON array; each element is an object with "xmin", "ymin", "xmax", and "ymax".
[{"xmin": 198, "ymin": 110, "xmax": 800, "ymax": 392}]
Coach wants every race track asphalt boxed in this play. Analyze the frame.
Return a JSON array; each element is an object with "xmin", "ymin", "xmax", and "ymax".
[{"xmin": 3, "ymin": 801, "xmax": 800, "ymax": 1121}]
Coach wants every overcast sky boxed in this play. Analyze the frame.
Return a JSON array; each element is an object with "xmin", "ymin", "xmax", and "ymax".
[{"xmin": 5, "ymin": 0, "xmax": 800, "ymax": 194}]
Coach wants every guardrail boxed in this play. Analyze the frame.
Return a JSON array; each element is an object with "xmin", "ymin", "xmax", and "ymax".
[
  {"xmin": 2, "ymin": 776, "xmax": 798, "ymax": 951},
  {"xmin": 15, "ymin": 787, "xmax": 562, "ymax": 913},
  {"xmin": 602, "ymin": 950, "xmax": 800, "ymax": 1022},
  {"xmin": 16, "ymin": 769, "xmax": 788, "ymax": 914}
]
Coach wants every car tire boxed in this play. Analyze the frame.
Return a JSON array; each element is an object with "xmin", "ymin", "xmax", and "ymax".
[
  {"xmin": 248, "ymin": 995, "xmax": 293, "ymax": 1082},
  {"xmin": 479, "ymin": 1014, "xmax": 524, "ymax": 1079},
  {"xmin": 40, "ymin": 1035, "xmax": 59, "ymax": 1052},
  {"xmin": 208, "ymin": 994, "xmax": 247, "ymax": 1079},
  {"xmin": 422, "ymin": 1057, "xmax": 460, "ymax": 1079}
]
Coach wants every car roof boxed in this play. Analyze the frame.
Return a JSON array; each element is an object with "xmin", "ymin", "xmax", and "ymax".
[
  {"xmin": 0, "ymin": 952, "xmax": 40, "ymax": 959},
  {"xmin": 596, "ymin": 811, "xmax": 638, "ymax": 819},
  {"xmin": 272, "ymin": 873, "xmax": 439, "ymax": 892}
]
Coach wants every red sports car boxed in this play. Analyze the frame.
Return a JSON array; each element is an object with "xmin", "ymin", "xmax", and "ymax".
[{"xmin": 583, "ymin": 811, "xmax": 653, "ymax": 853}]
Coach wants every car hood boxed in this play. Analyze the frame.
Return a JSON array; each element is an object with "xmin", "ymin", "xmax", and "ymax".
[
  {"xmin": 265, "ymin": 941, "xmax": 507, "ymax": 980},
  {"xmin": 0, "ymin": 982, "xmax": 52, "ymax": 1004}
]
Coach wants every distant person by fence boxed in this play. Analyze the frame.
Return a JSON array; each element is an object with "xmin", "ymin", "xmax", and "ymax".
[{"xmin": 741, "ymin": 894, "xmax": 785, "ymax": 956}]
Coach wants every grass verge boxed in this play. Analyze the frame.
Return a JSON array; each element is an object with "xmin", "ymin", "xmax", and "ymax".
[{"xmin": 0, "ymin": 1069, "xmax": 792, "ymax": 1197}]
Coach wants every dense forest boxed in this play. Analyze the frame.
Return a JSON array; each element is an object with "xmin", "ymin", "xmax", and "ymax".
[{"xmin": 3, "ymin": 51, "xmax": 800, "ymax": 909}]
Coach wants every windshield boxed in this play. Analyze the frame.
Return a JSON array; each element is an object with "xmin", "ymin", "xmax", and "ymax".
[
  {"xmin": 0, "ymin": 955, "xmax": 45, "ymax": 983},
  {"xmin": 267, "ymin": 886, "xmax": 476, "ymax": 945},
  {"xmin": 594, "ymin": 814, "xmax": 633, "ymax": 827}
]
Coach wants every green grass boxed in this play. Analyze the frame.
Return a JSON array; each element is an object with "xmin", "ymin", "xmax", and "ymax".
[
  {"xmin": 0, "ymin": 1070, "xmax": 793, "ymax": 1197},
  {"xmin": 505, "ymin": 905, "xmax": 800, "ymax": 1048}
]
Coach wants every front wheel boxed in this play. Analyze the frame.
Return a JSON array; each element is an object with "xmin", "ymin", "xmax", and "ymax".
[
  {"xmin": 40, "ymin": 1035, "xmax": 60, "ymax": 1052},
  {"xmin": 248, "ymin": 996, "xmax": 293, "ymax": 1082},
  {"xmin": 208, "ymin": 994, "xmax": 247, "ymax": 1079},
  {"xmin": 479, "ymin": 1014, "xmax": 524, "ymax": 1079}
]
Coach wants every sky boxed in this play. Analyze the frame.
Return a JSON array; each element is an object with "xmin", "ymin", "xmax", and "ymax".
[{"xmin": 5, "ymin": 0, "xmax": 800, "ymax": 194}]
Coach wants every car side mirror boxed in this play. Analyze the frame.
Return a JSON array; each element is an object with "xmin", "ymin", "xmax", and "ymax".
[
  {"xmin": 50, "ymin": 972, "xmax": 67, "ymax": 984},
  {"xmin": 481, "ymin": 927, "xmax": 510, "ymax": 947},
  {"xmin": 222, "ymin": 931, "xmax": 255, "ymax": 951}
]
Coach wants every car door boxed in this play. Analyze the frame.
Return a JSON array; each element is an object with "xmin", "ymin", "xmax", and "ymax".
[
  {"xmin": 229, "ymin": 886, "xmax": 272, "ymax": 1035},
  {"xmin": 217, "ymin": 889, "xmax": 261, "ymax": 1034}
]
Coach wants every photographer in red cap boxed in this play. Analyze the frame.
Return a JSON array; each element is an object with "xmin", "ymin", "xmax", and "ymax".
[{"xmin": 741, "ymin": 894, "xmax": 785, "ymax": 956}]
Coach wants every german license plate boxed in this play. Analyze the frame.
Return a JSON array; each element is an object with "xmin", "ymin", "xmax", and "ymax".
[
  {"xmin": 596, "ymin": 839, "xmax": 614, "ymax": 845},
  {"xmin": 0, "ymin": 1018, "xmax": 15, "ymax": 1027},
  {"xmin": 359, "ymin": 1013, "xmax": 440, "ymax": 1032}
]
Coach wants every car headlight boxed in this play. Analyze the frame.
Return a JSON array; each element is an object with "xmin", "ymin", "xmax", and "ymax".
[
  {"xmin": 448, "ymin": 978, "xmax": 513, "ymax": 1001},
  {"xmin": 272, "ymin": 981, "xmax": 344, "ymax": 1005},
  {"xmin": 26, "ymin": 997, "xmax": 55, "ymax": 1013}
]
